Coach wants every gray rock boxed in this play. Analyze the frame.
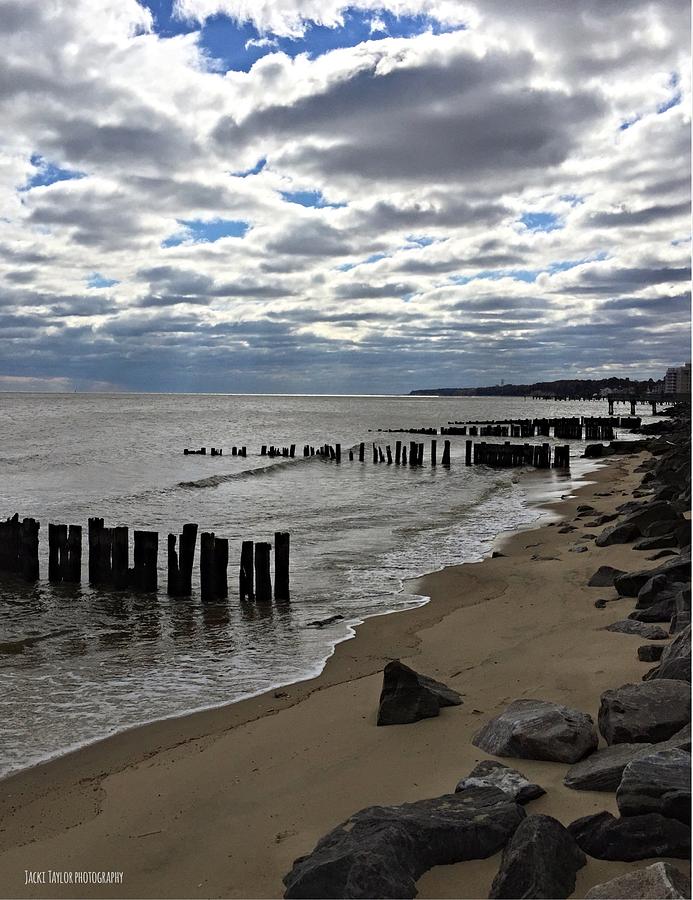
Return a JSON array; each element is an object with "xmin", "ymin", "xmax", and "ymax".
[
  {"xmin": 473, "ymin": 699, "xmax": 598, "ymax": 764},
  {"xmin": 570, "ymin": 545, "xmax": 588, "ymax": 553},
  {"xmin": 617, "ymin": 748, "xmax": 691, "ymax": 823},
  {"xmin": 647, "ymin": 550, "xmax": 678, "ymax": 561},
  {"xmin": 282, "ymin": 787, "xmax": 525, "ymax": 899},
  {"xmin": 637, "ymin": 644, "xmax": 664, "ymax": 662},
  {"xmin": 634, "ymin": 534, "xmax": 678, "ymax": 551},
  {"xmin": 585, "ymin": 862, "xmax": 691, "ymax": 899},
  {"xmin": 588, "ymin": 565, "xmax": 626, "ymax": 587},
  {"xmin": 643, "ymin": 657, "xmax": 691, "ymax": 683},
  {"xmin": 657, "ymin": 724, "xmax": 691, "ymax": 752},
  {"xmin": 599, "ymin": 680, "xmax": 691, "ymax": 744},
  {"xmin": 455, "ymin": 760, "xmax": 544, "ymax": 804},
  {"xmin": 489, "ymin": 814, "xmax": 586, "ymax": 899},
  {"xmin": 614, "ymin": 554, "xmax": 691, "ymax": 598},
  {"xmin": 564, "ymin": 744, "xmax": 652, "ymax": 792},
  {"xmin": 621, "ymin": 500, "xmax": 683, "ymax": 533},
  {"xmin": 670, "ymin": 589, "xmax": 691, "ymax": 634},
  {"xmin": 635, "ymin": 574, "xmax": 673, "ymax": 608},
  {"xmin": 594, "ymin": 599, "xmax": 608, "ymax": 609},
  {"xmin": 595, "ymin": 523, "xmax": 640, "ymax": 547},
  {"xmin": 377, "ymin": 660, "xmax": 462, "ymax": 726},
  {"xmin": 567, "ymin": 810, "xmax": 690, "ymax": 860},
  {"xmin": 628, "ymin": 596, "xmax": 676, "ymax": 623},
  {"xmin": 642, "ymin": 520, "xmax": 684, "ymax": 538},
  {"xmin": 605, "ymin": 620, "xmax": 669, "ymax": 639}
]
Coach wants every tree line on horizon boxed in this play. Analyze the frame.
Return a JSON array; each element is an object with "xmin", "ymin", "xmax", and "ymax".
[{"xmin": 409, "ymin": 376, "xmax": 662, "ymax": 398}]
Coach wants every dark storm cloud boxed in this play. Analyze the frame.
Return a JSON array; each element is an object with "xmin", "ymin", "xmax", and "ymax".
[
  {"xmin": 558, "ymin": 266, "xmax": 691, "ymax": 296},
  {"xmin": 214, "ymin": 48, "xmax": 604, "ymax": 184},
  {"xmin": 334, "ymin": 281, "xmax": 415, "ymax": 300},
  {"xmin": 588, "ymin": 202, "xmax": 691, "ymax": 228}
]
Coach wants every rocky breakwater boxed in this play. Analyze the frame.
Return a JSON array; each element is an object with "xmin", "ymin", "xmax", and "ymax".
[{"xmin": 282, "ymin": 405, "xmax": 691, "ymax": 899}]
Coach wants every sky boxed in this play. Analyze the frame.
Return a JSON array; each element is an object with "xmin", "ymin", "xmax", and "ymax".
[{"xmin": 0, "ymin": 0, "xmax": 690, "ymax": 394}]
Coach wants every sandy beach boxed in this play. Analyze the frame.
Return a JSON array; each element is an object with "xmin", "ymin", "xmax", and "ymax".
[{"xmin": 0, "ymin": 449, "xmax": 689, "ymax": 900}]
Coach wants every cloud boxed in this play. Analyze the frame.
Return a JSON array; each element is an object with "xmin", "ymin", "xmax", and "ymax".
[{"xmin": 0, "ymin": 0, "xmax": 689, "ymax": 392}]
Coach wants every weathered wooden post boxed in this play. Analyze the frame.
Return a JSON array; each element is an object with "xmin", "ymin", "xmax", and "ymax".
[
  {"xmin": 167, "ymin": 533, "xmax": 180, "ymax": 596},
  {"xmin": 290, "ymin": 445, "xmax": 296, "ymax": 458},
  {"xmin": 651, "ymin": 400, "xmax": 658, "ymax": 415},
  {"xmin": 214, "ymin": 538, "xmax": 228, "ymax": 599},
  {"xmin": 386, "ymin": 445, "xmax": 393, "ymax": 464},
  {"xmin": 254, "ymin": 542, "xmax": 272, "ymax": 603},
  {"xmin": 395, "ymin": 440, "xmax": 402, "ymax": 465},
  {"xmin": 131, "ymin": 531, "xmax": 158, "ymax": 592},
  {"xmin": 607, "ymin": 396, "xmax": 614, "ymax": 416},
  {"xmin": 20, "ymin": 518, "xmax": 40, "ymax": 582},
  {"xmin": 441, "ymin": 439, "xmax": 451, "ymax": 466},
  {"xmin": 359, "ymin": 442, "xmax": 365, "ymax": 462},
  {"xmin": 274, "ymin": 532, "xmax": 290, "ymax": 601},
  {"xmin": 48, "ymin": 523, "xmax": 66, "ymax": 583},
  {"xmin": 431, "ymin": 439, "xmax": 437, "ymax": 466},
  {"xmin": 401, "ymin": 445, "xmax": 408, "ymax": 465},
  {"xmin": 335, "ymin": 443, "xmax": 341, "ymax": 463},
  {"xmin": 240, "ymin": 540, "xmax": 254, "ymax": 601},
  {"xmin": 418, "ymin": 443, "xmax": 424, "ymax": 466},
  {"xmin": 348, "ymin": 449, "xmax": 354, "ymax": 461},
  {"xmin": 630, "ymin": 398, "xmax": 636, "ymax": 416},
  {"xmin": 88, "ymin": 517, "xmax": 103, "ymax": 584},
  {"xmin": 465, "ymin": 440, "xmax": 472, "ymax": 466},
  {"xmin": 200, "ymin": 532, "xmax": 216, "ymax": 602},
  {"xmin": 178, "ymin": 523, "xmax": 197, "ymax": 595},
  {"xmin": 261, "ymin": 445, "xmax": 267, "ymax": 456},
  {"xmin": 64, "ymin": 525, "xmax": 82, "ymax": 583},
  {"xmin": 112, "ymin": 525, "xmax": 129, "ymax": 590}
]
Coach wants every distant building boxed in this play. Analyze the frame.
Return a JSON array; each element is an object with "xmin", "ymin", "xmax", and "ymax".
[{"xmin": 664, "ymin": 362, "xmax": 691, "ymax": 394}]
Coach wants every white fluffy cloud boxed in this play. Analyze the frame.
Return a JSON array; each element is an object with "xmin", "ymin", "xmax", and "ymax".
[{"xmin": 0, "ymin": 0, "xmax": 689, "ymax": 392}]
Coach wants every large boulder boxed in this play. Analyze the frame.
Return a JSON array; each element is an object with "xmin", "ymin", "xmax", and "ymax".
[
  {"xmin": 595, "ymin": 523, "xmax": 639, "ymax": 547},
  {"xmin": 605, "ymin": 620, "xmax": 669, "ymax": 640},
  {"xmin": 598, "ymin": 680, "xmax": 690, "ymax": 744},
  {"xmin": 634, "ymin": 535, "xmax": 678, "ymax": 551},
  {"xmin": 628, "ymin": 597, "xmax": 676, "ymax": 623},
  {"xmin": 454, "ymin": 760, "xmax": 545, "ymax": 804},
  {"xmin": 588, "ymin": 565, "xmax": 625, "ymax": 587},
  {"xmin": 637, "ymin": 644, "xmax": 664, "ymax": 662},
  {"xmin": 564, "ymin": 744, "xmax": 651, "ymax": 792},
  {"xmin": 621, "ymin": 501, "xmax": 682, "ymax": 534},
  {"xmin": 585, "ymin": 862, "xmax": 691, "ymax": 899},
  {"xmin": 670, "ymin": 588, "xmax": 691, "ymax": 634},
  {"xmin": 635, "ymin": 574, "xmax": 673, "ymax": 608},
  {"xmin": 616, "ymin": 748, "xmax": 691, "ymax": 823},
  {"xmin": 472, "ymin": 699, "xmax": 597, "ymax": 764},
  {"xmin": 488, "ymin": 814, "xmax": 586, "ymax": 899},
  {"xmin": 567, "ymin": 810, "xmax": 690, "ymax": 861},
  {"xmin": 644, "ymin": 626, "xmax": 691, "ymax": 681},
  {"xmin": 282, "ymin": 787, "xmax": 524, "ymax": 899},
  {"xmin": 377, "ymin": 660, "xmax": 462, "ymax": 726},
  {"xmin": 613, "ymin": 554, "xmax": 690, "ymax": 598}
]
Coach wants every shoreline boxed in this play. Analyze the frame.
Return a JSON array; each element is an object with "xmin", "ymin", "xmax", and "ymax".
[{"xmin": 0, "ymin": 449, "xmax": 688, "ymax": 898}]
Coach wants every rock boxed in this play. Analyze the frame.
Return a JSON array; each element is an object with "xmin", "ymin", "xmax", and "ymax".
[
  {"xmin": 584, "ymin": 862, "xmax": 691, "ymax": 899},
  {"xmin": 472, "ymin": 699, "xmax": 597, "ymax": 764},
  {"xmin": 621, "ymin": 500, "xmax": 683, "ymax": 533},
  {"xmin": 491, "ymin": 551, "xmax": 506, "ymax": 558},
  {"xmin": 628, "ymin": 596, "xmax": 676, "ymax": 622},
  {"xmin": 675, "ymin": 521, "xmax": 691, "ymax": 548},
  {"xmin": 576, "ymin": 505, "xmax": 596, "ymax": 514},
  {"xmin": 616, "ymin": 748, "xmax": 691, "ymax": 823},
  {"xmin": 598, "ymin": 680, "xmax": 691, "ymax": 744},
  {"xmin": 570, "ymin": 546, "xmax": 588, "ymax": 553},
  {"xmin": 647, "ymin": 549, "xmax": 678, "ymax": 561},
  {"xmin": 614, "ymin": 554, "xmax": 691, "ymax": 598},
  {"xmin": 564, "ymin": 744, "xmax": 652, "ymax": 792},
  {"xmin": 594, "ymin": 599, "xmax": 608, "ymax": 609},
  {"xmin": 643, "ymin": 657, "xmax": 691, "ymax": 683},
  {"xmin": 645, "ymin": 626, "xmax": 691, "ymax": 681},
  {"xmin": 558, "ymin": 525, "xmax": 577, "ymax": 533},
  {"xmin": 635, "ymin": 574, "xmax": 673, "ymax": 608},
  {"xmin": 282, "ymin": 787, "xmax": 525, "ymax": 899},
  {"xmin": 658, "ymin": 724, "xmax": 691, "ymax": 752},
  {"xmin": 305, "ymin": 614, "xmax": 345, "ymax": 628},
  {"xmin": 584, "ymin": 443, "xmax": 608, "ymax": 458},
  {"xmin": 595, "ymin": 523, "xmax": 640, "ymax": 547},
  {"xmin": 567, "ymin": 810, "xmax": 690, "ymax": 861},
  {"xmin": 588, "ymin": 565, "xmax": 625, "ymax": 587},
  {"xmin": 637, "ymin": 644, "xmax": 664, "ymax": 662},
  {"xmin": 592, "ymin": 513, "xmax": 619, "ymax": 526},
  {"xmin": 670, "ymin": 589, "xmax": 691, "ymax": 633},
  {"xmin": 489, "ymin": 814, "xmax": 586, "ymax": 899},
  {"xmin": 605, "ymin": 620, "xmax": 669, "ymax": 639},
  {"xmin": 377, "ymin": 660, "xmax": 462, "ymax": 726},
  {"xmin": 642, "ymin": 519, "xmax": 683, "ymax": 538},
  {"xmin": 634, "ymin": 534, "xmax": 678, "ymax": 551},
  {"xmin": 455, "ymin": 760, "xmax": 545, "ymax": 804}
]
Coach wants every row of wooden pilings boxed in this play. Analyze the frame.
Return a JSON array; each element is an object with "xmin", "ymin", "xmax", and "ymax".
[
  {"xmin": 184, "ymin": 446, "xmax": 247, "ymax": 457},
  {"xmin": 464, "ymin": 441, "xmax": 570, "ymax": 469},
  {"xmin": 0, "ymin": 513, "xmax": 290, "ymax": 601},
  {"xmin": 349, "ymin": 440, "xmax": 451, "ymax": 466}
]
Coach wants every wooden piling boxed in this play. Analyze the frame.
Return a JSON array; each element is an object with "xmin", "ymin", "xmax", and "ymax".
[
  {"xmin": 335, "ymin": 444, "xmax": 341, "ymax": 463},
  {"xmin": 111, "ymin": 526, "xmax": 129, "ymax": 590},
  {"xmin": 441, "ymin": 439, "xmax": 451, "ymax": 466},
  {"xmin": 465, "ymin": 440, "xmax": 472, "ymax": 466},
  {"xmin": 167, "ymin": 533, "xmax": 180, "ymax": 596},
  {"xmin": 274, "ymin": 532, "xmax": 290, "ymax": 601},
  {"xmin": 20, "ymin": 518, "xmax": 40, "ymax": 582},
  {"xmin": 401, "ymin": 446, "xmax": 407, "ymax": 465},
  {"xmin": 240, "ymin": 540, "xmax": 254, "ymax": 601},
  {"xmin": 395, "ymin": 440, "xmax": 402, "ymax": 465},
  {"xmin": 214, "ymin": 537, "xmax": 228, "ymax": 599},
  {"xmin": 359, "ymin": 442, "xmax": 365, "ymax": 462},
  {"xmin": 48, "ymin": 523, "xmax": 66, "ymax": 583},
  {"xmin": 431, "ymin": 440, "xmax": 437, "ymax": 466},
  {"xmin": 131, "ymin": 530, "xmax": 158, "ymax": 592},
  {"xmin": 200, "ymin": 532, "xmax": 216, "ymax": 602},
  {"xmin": 254, "ymin": 542, "xmax": 272, "ymax": 603},
  {"xmin": 386, "ymin": 445, "xmax": 393, "ymax": 464},
  {"xmin": 88, "ymin": 517, "xmax": 103, "ymax": 584}
]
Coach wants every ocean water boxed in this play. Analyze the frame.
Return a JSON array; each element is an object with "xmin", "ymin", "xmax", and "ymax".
[{"xmin": 0, "ymin": 393, "xmax": 651, "ymax": 777}]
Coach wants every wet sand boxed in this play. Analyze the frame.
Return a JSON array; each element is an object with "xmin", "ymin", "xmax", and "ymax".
[{"xmin": 0, "ymin": 451, "xmax": 688, "ymax": 899}]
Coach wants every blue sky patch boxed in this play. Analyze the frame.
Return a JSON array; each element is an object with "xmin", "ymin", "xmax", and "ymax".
[
  {"xmin": 87, "ymin": 273, "xmax": 119, "ymax": 289},
  {"xmin": 406, "ymin": 235, "xmax": 437, "ymax": 247},
  {"xmin": 163, "ymin": 218, "xmax": 250, "ymax": 247},
  {"xmin": 450, "ymin": 253, "xmax": 608, "ymax": 285},
  {"xmin": 143, "ymin": 2, "xmax": 465, "ymax": 73},
  {"xmin": 520, "ymin": 211, "xmax": 563, "ymax": 232},
  {"xmin": 232, "ymin": 158, "xmax": 266, "ymax": 177},
  {"xmin": 337, "ymin": 252, "xmax": 389, "ymax": 271},
  {"xmin": 20, "ymin": 153, "xmax": 86, "ymax": 191},
  {"xmin": 280, "ymin": 190, "xmax": 345, "ymax": 208}
]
